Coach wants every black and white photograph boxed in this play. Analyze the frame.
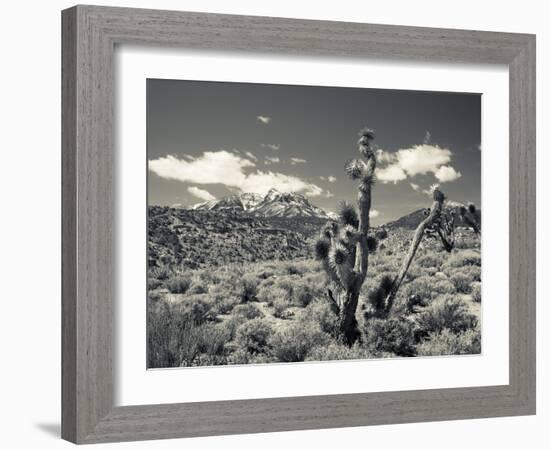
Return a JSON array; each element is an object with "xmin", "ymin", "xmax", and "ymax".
[{"xmin": 147, "ymin": 79, "xmax": 482, "ymax": 368}]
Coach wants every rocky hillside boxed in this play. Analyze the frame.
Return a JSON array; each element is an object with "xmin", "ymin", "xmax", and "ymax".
[
  {"xmin": 150, "ymin": 195, "xmax": 480, "ymax": 271},
  {"xmin": 148, "ymin": 206, "xmax": 327, "ymax": 270}
]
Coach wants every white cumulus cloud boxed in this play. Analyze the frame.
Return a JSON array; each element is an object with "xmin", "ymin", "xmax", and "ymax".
[
  {"xmin": 376, "ymin": 144, "xmax": 460, "ymax": 184},
  {"xmin": 290, "ymin": 157, "xmax": 307, "ymax": 165},
  {"xmin": 321, "ymin": 175, "xmax": 337, "ymax": 183},
  {"xmin": 370, "ymin": 209, "xmax": 380, "ymax": 218},
  {"xmin": 434, "ymin": 165, "xmax": 462, "ymax": 182},
  {"xmin": 394, "ymin": 145, "xmax": 452, "ymax": 176},
  {"xmin": 257, "ymin": 115, "xmax": 271, "ymax": 124},
  {"xmin": 149, "ymin": 150, "xmax": 324, "ymax": 197},
  {"xmin": 410, "ymin": 182, "xmax": 420, "ymax": 192},
  {"xmin": 187, "ymin": 186, "xmax": 216, "ymax": 202},
  {"xmin": 377, "ymin": 165, "xmax": 407, "ymax": 184}
]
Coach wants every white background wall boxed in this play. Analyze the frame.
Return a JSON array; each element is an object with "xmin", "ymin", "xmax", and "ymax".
[{"xmin": 0, "ymin": 0, "xmax": 546, "ymax": 448}]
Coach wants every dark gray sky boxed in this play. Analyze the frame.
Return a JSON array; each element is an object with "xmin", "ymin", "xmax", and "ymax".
[{"xmin": 147, "ymin": 79, "xmax": 481, "ymax": 226}]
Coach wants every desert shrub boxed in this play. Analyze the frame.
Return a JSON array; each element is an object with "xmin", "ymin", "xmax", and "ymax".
[
  {"xmin": 187, "ymin": 275, "xmax": 208, "ymax": 294},
  {"xmin": 236, "ymin": 319, "xmax": 274, "ymax": 354},
  {"xmin": 416, "ymin": 295, "xmax": 478, "ymax": 336},
  {"xmin": 285, "ymin": 263, "xmax": 304, "ymax": 275},
  {"xmin": 454, "ymin": 234, "xmax": 480, "ymax": 249},
  {"xmin": 404, "ymin": 264, "xmax": 422, "ymax": 282},
  {"xmin": 147, "ymin": 290, "xmax": 164, "ymax": 304},
  {"xmin": 300, "ymin": 272, "xmax": 327, "ymax": 293},
  {"xmin": 400, "ymin": 277, "xmax": 433, "ymax": 300},
  {"xmin": 196, "ymin": 322, "xmax": 232, "ymax": 360},
  {"xmin": 447, "ymin": 265, "xmax": 481, "ymax": 283},
  {"xmin": 232, "ymin": 303, "xmax": 264, "ymax": 320},
  {"xmin": 371, "ymin": 254, "xmax": 399, "ymax": 270},
  {"xmin": 416, "ymin": 254, "xmax": 444, "ymax": 269},
  {"xmin": 150, "ymin": 266, "xmax": 171, "ymax": 281},
  {"xmin": 258, "ymin": 286, "xmax": 289, "ymax": 306},
  {"xmin": 270, "ymin": 322, "xmax": 329, "ymax": 362},
  {"xmin": 462, "ymin": 265, "xmax": 482, "ymax": 281},
  {"xmin": 400, "ymin": 276, "xmax": 456, "ymax": 304},
  {"xmin": 431, "ymin": 278, "xmax": 457, "ymax": 295},
  {"xmin": 405, "ymin": 294, "xmax": 429, "ymax": 313},
  {"xmin": 148, "ymin": 278, "xmax": 163, "ymax": 290},
  {"xmin": 147, "ymin": 300, "xmax": 203, "ymax": 368},
  {"xmin": 301, "ymin": 301, "xmax": 338, "ymax": 335},
  {"xmin": 211, "ymin": 293, "xmax": 239, "ymax": 315},
  {"xmin": 273, "ymin": 298, "xmax": 293, "ymax": 319},
  {"xmin": 293, "ymin": 284, "xmax": 315, "ymax": 307},
  {"xmin": 306, "ymin": 343, "xmax": 373, "ymax": 361},
  {"xmin": 258, "ymin": 277, "xmax": 276, "ymax": 291},
  {"xmin": 176, "ymin": 322, "xmax": 205, "ymax": 367},
  {"xmin": 164, "ymin": 275, "xmax": 192, "ymax": 294},
  {"xmin": 239, "ymin": 275, "xmax": 258, "ymax": 303},
  {"xmin": 363, "ymin": 317, "xmax": 417, "ymax": 357},
  {"xmin": 443, "ymin": 250, "xmax": 481, "ymax": 269},
  {"xmin": 226, "ymin": 348, "xmax": 275, "ymax": 365},
  {"xmin": 255, "ymin": 269, "xmax": 274, "ymax": 280},
  {"xmin": 180, "ymin": 295, "xmax": 215, "ymax": 325},
  {"xmin": 221, "ymin": 315, "xmax": 248, "ymax": 340},
  {"xmin": 375, "ymin": 228, "xmax": 388, "ymax": 240},
  {"xmin": 470, "ymin": 282, "xmax": 482, "ymax": 303},
  {"xmin": 417, "ymin": 328, "xmax": 481, "ymax": 356},
  {"xmin": 226, "ymin": 348, "xmax": 252, "ymax": 365},
  {"xmin": 273, "ymin": 278, "xmax": 295, "ymax": 294},
  {"xmin": 421, "ymin": 266, "xmax": 439, "ymax": 277},
  {"xmin": 450, "ymin": 272, "xmax": 472, "ymax": 293},
  {"xmin": 195, "ymin": 270, "xmax": 223, "ymax": 287}
]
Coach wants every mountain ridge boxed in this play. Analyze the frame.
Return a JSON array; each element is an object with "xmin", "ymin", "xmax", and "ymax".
[
  {"xmin": 192, "ymin": 188, "xmax": 329, "ymax": 219},
  {"xmin": 384, "ymin": 202, "xmax": 481, "ymax": 230}
]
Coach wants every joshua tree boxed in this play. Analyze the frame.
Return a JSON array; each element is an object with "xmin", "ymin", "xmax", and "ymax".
[
  {"xmin": 315, "ymin": 128, "xmax": 459, "ymax": 345},
  {"xmin": 380, "ymin": 185, "xmax": 451, "ymax": 311},
  {"xmin": 314, "ymin": 127, "xmax": 377, "ymax": 345}
]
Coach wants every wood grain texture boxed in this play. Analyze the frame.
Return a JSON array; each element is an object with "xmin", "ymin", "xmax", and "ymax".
[
  {"xmin": 61, "ymin": 4, "xmax": 536, "ymax": 444},
  {"xmin": 61, "ymin": 7, "xmax": 77, "ymax": 443}
]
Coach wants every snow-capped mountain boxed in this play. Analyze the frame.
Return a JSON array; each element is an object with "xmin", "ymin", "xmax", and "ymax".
[
  {"xmin": 250, "ymin": 189, "xmax": 328, "ymax": 218},
  {"xmin": 192, "ymin": 193, "xmax": 263, "ymax": 212},
  {"xmin": 192, "ymin": 188, "xmax": 328, "ymax": 219},
  {"xmin": 239, "ymin": 193, "xmax": 264, "ymax": 211},
  {"xmin": 192, "ymin": 195, "xmax": 243, "ymax": 212}
]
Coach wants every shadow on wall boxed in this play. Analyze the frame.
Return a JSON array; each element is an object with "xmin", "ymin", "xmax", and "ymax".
[{"xmin": 35, "ymin": 422, "xmax": 60, "ymax": 438}]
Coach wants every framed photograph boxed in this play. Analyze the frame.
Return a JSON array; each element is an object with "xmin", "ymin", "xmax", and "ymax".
[{"xmin": 62, "ymin": 5, "xmax": 536, "ymax": 444}]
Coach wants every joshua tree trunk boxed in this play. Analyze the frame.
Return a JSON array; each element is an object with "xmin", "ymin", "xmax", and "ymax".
[{"xmin": 337, "ymin": 289, "xmax": 360, "ymax": 345}]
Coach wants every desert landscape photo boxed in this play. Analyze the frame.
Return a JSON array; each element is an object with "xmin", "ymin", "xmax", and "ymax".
[{"xmin": 146, "ymin": 79, "xmax": 482, "ymax": 368}]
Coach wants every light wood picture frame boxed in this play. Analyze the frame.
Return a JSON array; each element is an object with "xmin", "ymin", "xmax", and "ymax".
[{"xmin": 61, "ymin": 5, "xmax": 536, "ymax": 444}]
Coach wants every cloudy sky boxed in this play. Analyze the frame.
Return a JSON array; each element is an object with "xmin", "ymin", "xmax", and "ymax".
[{"xmin": 148, "ymin": 79, "xmax": 481, "ymax": 226}]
